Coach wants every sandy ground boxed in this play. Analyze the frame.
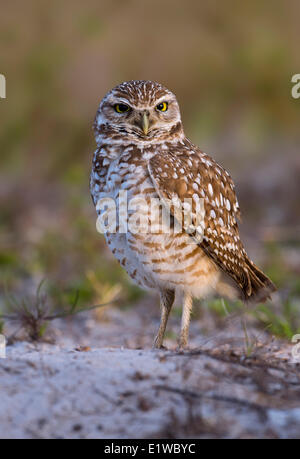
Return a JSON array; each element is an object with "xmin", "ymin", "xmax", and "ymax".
[{"xmin": 1, "ymin": 302, "xmax": 300, "ymax": 439}]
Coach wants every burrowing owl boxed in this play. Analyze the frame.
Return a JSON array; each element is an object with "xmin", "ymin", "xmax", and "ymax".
[{"xmin": 90, "ymin": 80, "xmax": 276, "ymax": 349}]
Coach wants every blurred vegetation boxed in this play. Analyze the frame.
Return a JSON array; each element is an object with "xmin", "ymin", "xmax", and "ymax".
[{"xmin": 0, "ymin": 0, "xmax": 299, "ymax": 340}]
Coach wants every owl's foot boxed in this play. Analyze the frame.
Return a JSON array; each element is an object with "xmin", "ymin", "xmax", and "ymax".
[
  {"xmin": 177, "ymin": 337, "xmax": 189, "ymax": 352},
  {"xmin": 152, "ymin": 335, "xmax": 167, "ymax": 350},
  {"xmin": 176, "ymin": 344, "xmax": 190, "ymax": 353},
  {"xmin": 152, "ymin": 343, "xmax": 168, "ymax": 350}
]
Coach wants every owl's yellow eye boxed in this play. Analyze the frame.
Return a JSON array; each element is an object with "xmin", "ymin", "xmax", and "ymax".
[
  {"xmin": 114, "ymin": 103, "xmax": 130, "ymax": 113},
  {"xmin": 156, "ymin": 102, "xmax": 168, "ymax": 112}
]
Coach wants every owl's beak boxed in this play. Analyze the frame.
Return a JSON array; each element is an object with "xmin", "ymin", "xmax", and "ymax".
[{"xmin": 141, "ymin": 112, "xmax": 149, "ymax": 135}]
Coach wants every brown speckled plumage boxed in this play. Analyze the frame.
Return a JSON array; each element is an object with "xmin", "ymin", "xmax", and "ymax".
[{"xmin": 90, "ymin": 80, "xmax": 276, "ymax": 349}]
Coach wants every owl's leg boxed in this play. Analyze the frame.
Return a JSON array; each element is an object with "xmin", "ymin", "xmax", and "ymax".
[
  {"xmin": 178, "ymin": 292, "xmax": 193, "ymax": 349},
  {"xmin": 153, "ymin": 289, "xmax": 175, "ymax": 349}
]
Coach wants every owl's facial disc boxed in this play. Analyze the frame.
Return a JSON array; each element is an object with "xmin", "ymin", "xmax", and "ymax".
[{"xmin": 94, "ymin": 81, "xmax": 184, "ymax": 143}]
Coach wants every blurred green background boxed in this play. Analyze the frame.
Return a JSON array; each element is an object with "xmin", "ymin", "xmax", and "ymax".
[{"xmin": 0, "ymin": 0, "xmax": 299, "ymax": 337}]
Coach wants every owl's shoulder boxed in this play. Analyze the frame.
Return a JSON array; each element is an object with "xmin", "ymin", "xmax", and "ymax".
[{"xmin": 149, "ymin": 138, "xmax": 241, "ymax": 220}]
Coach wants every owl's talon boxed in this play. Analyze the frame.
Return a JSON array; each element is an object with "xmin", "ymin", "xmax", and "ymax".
[{"xmin": 176, "ymin": 344, "xmax": 190, "ymax": 353}]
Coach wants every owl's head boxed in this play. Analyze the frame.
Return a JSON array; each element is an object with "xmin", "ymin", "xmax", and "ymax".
[{"xmin": 94, "ymin": 80, "xmax": 184, "ymax": 144}]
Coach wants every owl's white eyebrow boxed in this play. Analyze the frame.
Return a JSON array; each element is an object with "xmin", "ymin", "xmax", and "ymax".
[
  {"xmin": 114, "ymin": 98, "xmax": 131, "ymax": 105},
  {"xmin": 155, "ymin": 96, "xmax": 170, "ymax": 105}
]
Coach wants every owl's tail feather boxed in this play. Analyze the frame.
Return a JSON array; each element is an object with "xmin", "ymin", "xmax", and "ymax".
[{"xmin": 242, "ymin": 256, "xmax": 276, "ymax": 303}]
